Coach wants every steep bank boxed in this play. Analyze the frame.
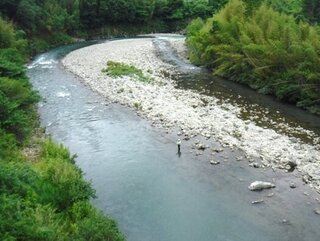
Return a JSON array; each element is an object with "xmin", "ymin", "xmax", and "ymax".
[{"xmin": 62, "ymin": 37, "xmax": 320, "ymax": 193}]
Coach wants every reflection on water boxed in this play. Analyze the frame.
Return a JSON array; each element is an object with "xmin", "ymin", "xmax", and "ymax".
[{"xmin": 28, "ymin": 40, "xmax": 320, "ymax": 241}]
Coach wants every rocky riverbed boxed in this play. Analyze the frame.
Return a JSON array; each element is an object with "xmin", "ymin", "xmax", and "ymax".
[{"xmin": 62, "ymin": 37, "xmax": 320, "ymax": 193}]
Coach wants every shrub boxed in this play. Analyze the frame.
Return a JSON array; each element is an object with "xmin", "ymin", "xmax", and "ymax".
[
  {"xmin": 37, "ymin": 140, "xmax": 95, "ymax": 211},
  {"xmin": 102, "ymin": 60, "xmax": 152, "ymax": 83},
  {"xmin": 0, "ymin": 140, "xmax": 125, "ymax": 240},
  {"xmin": 186, "ymin": 0, "xmax": 320, "ymax": 114},
  {"xmin": 0, "ymin": 48, "xmax": 25, "ymax": 79},
  {"xmin": 0, "ymin": 130, "xmax": 18, "ymax": 161},
  {"xmin": 0, "ymin": 194, "xmax": 67, "ymax": 241},
  {"xmin": 0, "ymin": 18, "xmax": 15, "ymax": 49},
  {"xmin": 68, "ymin": 201, "xmax": 126, "ymax": 241}
]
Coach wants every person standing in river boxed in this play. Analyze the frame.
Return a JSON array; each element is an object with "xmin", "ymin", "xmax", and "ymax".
[{"xmin": 177, "ymin": 139, "xmax": 181, "ymax": 155}]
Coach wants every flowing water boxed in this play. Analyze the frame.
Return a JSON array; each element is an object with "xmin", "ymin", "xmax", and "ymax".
[
  {"xmin": 154, "ymin": 37, "xmax": 320, "ymax": 145},
  {"xmin": 28, "ymin": 39, "xmax": 320, "ymax": 241}
]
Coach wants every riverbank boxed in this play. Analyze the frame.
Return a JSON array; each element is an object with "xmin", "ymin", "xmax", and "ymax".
[{"xmin": 62, "ymin": 37, "xmax": 320, "ymax": 194}]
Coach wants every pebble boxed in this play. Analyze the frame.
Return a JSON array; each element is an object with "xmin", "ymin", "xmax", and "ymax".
[
  {"xmin": 196, "ymin": 143, "xmax": 207, "ymax": 150},
  {"xmin": 266, "ymin": 193, "xmax": 274, "ymax": 197},
  {"xmin": 290, "ymin": 182, "xmax": 297, "ymax": 189},
  {"xmin": 213, "ymin": 148, "xmax": 223, "ymax": 153},
  {"xmin": 252, "ymin": 200, "xmax": 264, "ymax": 204},
  {"xmin": 62, "ymin": 37, "xmax": 320, "ymax": 194},
  {"xmin": 249, "ymin": 181, "xmax": 276, "ymax": 191},
  {"xmin": 249, "ymin": 162, "xmax": 261, "ymax": 168},
  {"xmin": 210, "ymin": 160, "xmax": 220, "ymax": 165},
  {"xmin": 236, "ymin": 156, "xmax": 243, "ymax": 161}
]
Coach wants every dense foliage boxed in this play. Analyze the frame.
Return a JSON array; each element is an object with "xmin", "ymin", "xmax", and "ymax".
[
  {"xmin": 303, "ymin": 0, "xmax": 320, "ymax": 23},
  {"xmin": 0, "ymin": 1, "xmax": 230, "ymax": 52},
  {"xmin": 78, "ymin": 0, "xmax": 223, "ymax": 27},
  {"xmin": 1, "ymin": 1, "xmax": 230, "ymax": 239},
  {"xmin": 0, "ymin": 17, "xmax": 37, "ymax": 149},
  {"xmin": 0, "ymin": 16, "xmax": 125, "ymax": 240},
  {"xmin": 0, "ymin": 140, "xmax": 126, "ymax": 241},
  {"xmin": 186, "ymin": 0, "xmax": 320, "ymax": 114}
]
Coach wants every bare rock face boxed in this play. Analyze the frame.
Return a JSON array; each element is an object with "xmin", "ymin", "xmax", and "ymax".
[{"xmin": 248, "ymin": 181, "xmax": 276, "ymax": 191}]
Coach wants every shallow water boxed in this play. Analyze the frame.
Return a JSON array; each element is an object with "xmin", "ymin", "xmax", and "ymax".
[
  {"xmin": 28, "ymin": 40, "xmax": 320, "ymax": 241},
  {"xmin": 153, "ymin": 38, "xmax": 320, "ymax": 145}
]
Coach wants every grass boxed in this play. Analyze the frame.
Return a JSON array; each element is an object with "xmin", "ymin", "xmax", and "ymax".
[
  {"xmin": 133, "ymin": 101, "xmax": 142, "ymax": 110},
  {"xmin": 102, "ymin": 61, "xmax": 151, "ymax": 83}
]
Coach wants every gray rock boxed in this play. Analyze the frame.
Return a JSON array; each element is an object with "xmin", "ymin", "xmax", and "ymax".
[
  {"xmin": 249, "ymin": 181, "xmax": 276, "ymax": 191},
  {"xmin": 196, "ymin": 143, "xmax": 207, "ymax": 150},
  {"xmin": 213, "ymin": 148, "xmax": 223, "ymax": 153},
  {"xmin": 210, "ymin": 160, "xmax": 220, "ymax": 165},
  {"xmin": 249, "ymin": 162, "xmax": 261, "ymax": 168},
  {"xmin": 287, "ymin": 160, "xmax": 297, "ymax": 168},
  {"xmin": 266, "ymin": 193, "xmax": 274, "ymax": 197},
  {"xmin": 289, "ymin": 182, "xmax": 297, "ymax": 188},
  {"xmin": 236, "ymin": 156, "xmax": 243, "ymax": 161},
  {"xmin": 251, "ymin": 200, "xmax": 264, "ymax": 204},
  {"xmin": 314, "ymin": 209, "xmax": 320, "ymax": 215}
]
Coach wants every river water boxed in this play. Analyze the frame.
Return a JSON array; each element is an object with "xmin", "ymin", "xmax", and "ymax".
[{"xmin": 28, "ymin": 39, "xmax": 320, "ymax": 241}]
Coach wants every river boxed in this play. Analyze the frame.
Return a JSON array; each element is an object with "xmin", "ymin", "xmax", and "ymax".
[{"xmin": 28, "ymin": 38, "xmax": 320, "ymax": 241}]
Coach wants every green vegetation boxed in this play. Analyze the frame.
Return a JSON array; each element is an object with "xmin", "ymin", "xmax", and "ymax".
[
  {"xmin": 0, "ymin": 139, "xmax": 126, "ymax": 241},
  {"xmin": 79, "ymin": 0, "xmax": 222, "ymax": 29},
  {"xmin": 0, "ymin": 14, "xmax": 125, "ymax": 240},
  {"xmin": 2, "ymin": 0, "xmax": 320, "ymax": 237},
  {"xmin": 133, "ymin": 101, "xmax": 143, "ymax": 110},
  {"xmin": 2, "ymin": 1, "xmax": 222, "ymax": 239},
  {"xmin": 103, "ymin": 61, "xmax": 151, "ymax": 83},
  {"xmin": 0, "ymin": 1, "xmax": 230, "ymax": 53},
  {"xmin": 186, "ymin": 0, "xmax": 320, "ymax": 114},
  {"xmin": 303, "ymin": 0, "xmax": 320, "ymax": 23}
]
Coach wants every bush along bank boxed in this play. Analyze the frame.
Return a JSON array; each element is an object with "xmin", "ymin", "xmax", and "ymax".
[
  {"xmin": 186, "ymin": 0, "xmax": 320, "ymax": 115},
  {"xmin": 0, "ymin": 17, "xmax": 125, "ymax": 241}
]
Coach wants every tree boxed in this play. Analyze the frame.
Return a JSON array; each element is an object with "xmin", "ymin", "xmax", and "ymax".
[
  {"xmin": 303, "ymin": 0, "xmax": 320, "ymax": 23},
  {"xmin": 134, "ymin": 0, "xmax": 155, "ymax": 22},
  {"xmin": 0, "ymin": 0, "xmax": 22, "ymax": 20}
]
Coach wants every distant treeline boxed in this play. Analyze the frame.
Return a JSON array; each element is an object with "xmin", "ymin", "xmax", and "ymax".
[
  {"xmin": 1, "ymin": 0, "xmax": 318, "ymax": 53},
  {"xmin": 186, "ymin": 0, "xmax": 320, "ymax": 114},
  {"xmin": 0, "ymin": 0, "xmax": 229, "ymax": 53}
]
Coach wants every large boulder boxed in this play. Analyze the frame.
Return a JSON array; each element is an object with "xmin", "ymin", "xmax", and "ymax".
[{"xmin": 248, "ymin": 181, "xmax": 276, "ymax": 191}]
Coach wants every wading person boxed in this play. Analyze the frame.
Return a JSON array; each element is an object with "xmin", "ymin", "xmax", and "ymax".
[{"xmin": 177, "ymin": 139, "xmax": 181, "ymax": 155}]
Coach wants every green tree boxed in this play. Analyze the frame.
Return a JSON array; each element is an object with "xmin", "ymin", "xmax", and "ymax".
[
  {"xmin": 0, "ymin": 0, "xmax": 22, "ymax": 20},
  {"xmin": 0, "ymin": 18, "xmax": 15, "ymax": 48},
  {"xmin": 186, "ymin": 0, "xmax": 320, "ymax": 113},
  {"xmin": 134, "ymin": 0, "xmax": 156, "ymax": 22},
  {"xmin": 16, "ymin": 0, "xmax": 43, "ymax": 32},
  {"xmin": 303, "ymin": 0, "xmax": 320, "ymax": 23}
]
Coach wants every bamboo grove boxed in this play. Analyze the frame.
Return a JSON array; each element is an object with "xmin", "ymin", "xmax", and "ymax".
[{"xmin": 187, "ymin": 0, "xmax": 320, "ymax": 114}]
